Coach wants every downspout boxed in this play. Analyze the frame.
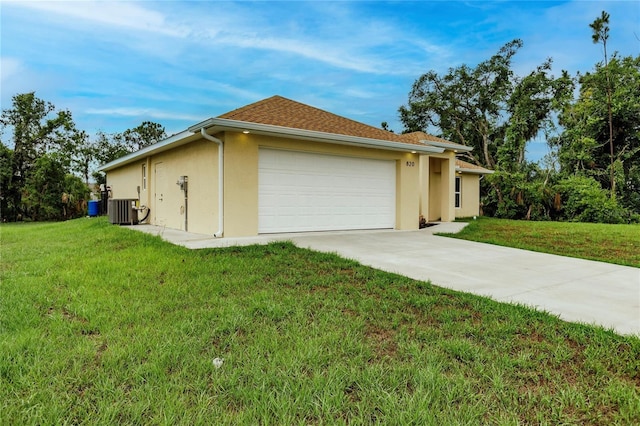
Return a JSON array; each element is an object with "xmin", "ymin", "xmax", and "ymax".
[{"xmin": 200, "ymin": 128, "xmax": 224, "ymax": 238}]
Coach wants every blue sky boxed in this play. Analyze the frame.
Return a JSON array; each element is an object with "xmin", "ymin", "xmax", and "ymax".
[{"xmin": 2, "ymin": 0, "xmax": 639, "ymax": 161}]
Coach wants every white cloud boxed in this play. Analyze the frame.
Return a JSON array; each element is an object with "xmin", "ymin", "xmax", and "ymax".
[
  {"xmin": 0, "ymin": 57, "xmax": 66, "ymax": 110},
  {"xmin": 4, "ymin": 0, "xmax": 189, "ymax": 37},
  {"xmin": 85, "ymin": 107, "xmax": 202, "ymax": 122},
  {"xmin": 343, "ymin": 88, "xmax": 378, "ymax": 99},
  {"xmin": 212, "ymin": 33, "xmax": 385, "ymax": 74},
  {"xmin": 186, "ymin": 2, "xmax": 446, "ymax": 76},
  {"xmin": 191, "ymin": 80, "xmax": 264, "ymax": 103},
  {"xmin": 5, "ymin": 0, "xmax": 449, "ymax": 76},
  {"xmin": 0, "ymin": 57, "xmax": 23, "ymax": 88}
]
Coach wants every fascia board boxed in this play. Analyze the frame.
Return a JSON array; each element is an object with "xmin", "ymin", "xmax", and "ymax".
[
  {"xmin": 97, "ymin": 130, "xmax": 194, "ymax": 171},
  {"xmin": 425, "ymin": 140, "xmax": 473, "ymax": 152},
  {"xmin": 456, "ymin": 167, "xmax": 494, "ymax": 175},
  {"xmin": 190, "ymin": 118, "xmax": 445, "ymax": 154}
]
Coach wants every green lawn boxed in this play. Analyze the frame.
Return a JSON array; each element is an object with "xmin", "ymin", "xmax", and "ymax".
[
  {"xmin": 445, "ymin": 217, "xmax": 640, "ymax": 267},
  {"xmin": 1, "ymin": 218, "xmax": 639, "ymax": 424}
]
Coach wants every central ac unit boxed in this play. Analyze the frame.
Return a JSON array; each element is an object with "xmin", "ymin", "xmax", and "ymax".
[{"xmin": 108, "ymin": 199, "xmax": 138, "ymax": 225}]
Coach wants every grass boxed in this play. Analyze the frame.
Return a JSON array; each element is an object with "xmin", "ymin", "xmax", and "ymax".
[
  {"xmin": 444, "ymin": 217, "xmax": 640, "ymax": 267},
  {"xmin": 1, "ymin": 218, "xmax": 639, "ymax": 424}
]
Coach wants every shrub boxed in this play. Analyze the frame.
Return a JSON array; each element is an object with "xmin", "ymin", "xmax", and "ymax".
[
  {"xmin": 555, "ymin": 175, "xmax": 629, "ymax": 223},
  {"xmin": 22, "ymin": 154, "xmax": 89, "ymax": 221}
]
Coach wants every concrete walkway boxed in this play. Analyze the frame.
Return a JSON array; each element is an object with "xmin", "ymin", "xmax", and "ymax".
[{"xmin": 125, "ymin": 223, "xmax": 640, "ymax": 336}]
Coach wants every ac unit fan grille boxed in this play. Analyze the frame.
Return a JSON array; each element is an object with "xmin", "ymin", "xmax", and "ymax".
[{"xmin": 108, "ymin": 199, "xmax": 138, "ymax": 225}]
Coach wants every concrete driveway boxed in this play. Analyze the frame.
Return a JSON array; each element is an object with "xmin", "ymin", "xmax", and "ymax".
[{"xmin": 127, "ymin": 223, "xmax": 640, "ymax": 336}]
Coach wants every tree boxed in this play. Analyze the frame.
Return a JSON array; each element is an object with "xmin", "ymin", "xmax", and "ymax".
[
  {"xmin": 0, "ymin": 92, "xmax": 166, "ymax": 221},
  {"xmin": 400, "ymin": 39, "xmax": 521, "ymax": 168},
  {"xmin": 0, "ymin": 143, "xmax": 14, "ymax": 220},
  {"xmin": 91, "ymin": 121, "xmax": 166, "ymax": 185},
  {"xmin": 90, "ymin": 130, "xmax": 133, "ymax": 186},
  {"xmin": 62, "ymin": 173, "xmax": 91, "ymax": 220},
  {"xmin": 121, "ymin": 121, "xmax": 166, "ymax": 151},
  {"xmin": 590, "ymin": 11, "xmax": 615, "ymax": 197},
  {"xmin": 0, "ymin": 92, "xmax": 78, "ymax": 221},
  {"xmin": 69, "ymin": 130, "xmax": 93, "ymax": 186},
  {"xmin": 399, "ymin": 40, "xmax": 573, "ymax": 217},
  {"xmin": 400, "ymin": 40, "xmax": 572, "ymax": 169},
  {"xmin": 22, "ymin": 154, "xmax": 67, "ymax": 221},
  {"xmin": 19, "ymin": 153, "xmax": 89, "ymax": 221},
  {"xmin": 553, "ymin": 54, "xmax": 640, "ymax": 216}
]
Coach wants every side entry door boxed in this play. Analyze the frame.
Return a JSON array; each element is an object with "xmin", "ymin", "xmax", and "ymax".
[{"xmin": 154, "ymin": 162, "xmax": 168, "ymax": 226}]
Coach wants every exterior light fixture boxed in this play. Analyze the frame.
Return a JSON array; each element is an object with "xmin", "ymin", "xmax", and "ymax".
[
  {"xmin": 411, "ymin": 150, "xmax": 417, "ymax": 154},
  {"xmin": 243, "ymin": 130, "xmax": 250, "ymax": 134}
]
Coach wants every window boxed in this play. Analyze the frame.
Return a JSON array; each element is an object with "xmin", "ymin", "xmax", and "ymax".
[
  {"xmin": 142, "ymin": 164, "xmax": 147, "ymax": 190},
  {"xmin": 455, "ymin": 176, "xmax": 461, "ymax": 208}
]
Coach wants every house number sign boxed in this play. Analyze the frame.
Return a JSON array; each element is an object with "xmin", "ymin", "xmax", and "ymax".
[{"xmin": 405, "ymin": 161, "xmax": 415, "ymax": 167}]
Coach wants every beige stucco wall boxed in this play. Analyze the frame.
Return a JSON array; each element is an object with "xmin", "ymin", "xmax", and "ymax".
[
  {"xmin": 106, "ymin": 162, "xmax": 144, "ymax": 200},
  {"xmin": 106, "ymin": 139, "xmax": 218, "ymax": 234},
  {"xmin": 455, "ymin": 173, "xmax": 481, "ymax": 218},
  {"xmin": 149, "ymin": 139, "xmax": 218, "ymax": 234},
  {"xmin": 105, "ymin": 160, "xmax": 150, "ymax": 223},
  {"xmin": 107, "ymin": 132, "xmax": 424, "ymax": 237},
  {"xmin": 222, "ymin": 132, "xmax": 421, "ymax": 237},
  {"xmin": 428, "ymin": 159, "xmax": 441, "ymax": 220},
  {"xmin": 419, "ymin": 153, "xmax": 456, "ymax": 222}
]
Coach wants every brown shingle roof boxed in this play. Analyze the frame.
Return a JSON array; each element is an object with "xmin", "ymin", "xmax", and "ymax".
[
  {"xmin": 456, "ymin": 159, "xmax": 493, "ymax": 174},
  {"xmin": 218, "ymin": 95, "xmax": 454, "ymax": 147},
  {"xmin": 397, "ymin": 131, "xmax": 453, "ymax": 145}
]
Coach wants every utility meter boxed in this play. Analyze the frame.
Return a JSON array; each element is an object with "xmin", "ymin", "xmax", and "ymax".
[{"xmin": 177, "ymin": 176, "xmax": 188, "ymax": 191}]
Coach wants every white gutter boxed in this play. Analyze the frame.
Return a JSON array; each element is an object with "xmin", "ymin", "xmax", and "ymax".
[
  {"xmin": 188, "ymin": 118, "xmax": 445, "ymax": 154},
  {"xmin": 99, "ymin": 117, "xmax": 448, "ymax": 173},
  {"xmin": 97, "ymin": 130, "xmax": 194, "ymax": 171},
  {"xmin": 456, "ymin": 167, "xmax": 494, "ymax": 175},
  {"xmin": 423, "ymin": 140, "xmax": 473, "ymax": 153},
  {"xmin": 200, "ymin": 128, "xmax": 224, "ymax": 238}
]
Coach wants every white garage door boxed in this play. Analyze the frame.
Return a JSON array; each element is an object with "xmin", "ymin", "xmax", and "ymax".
[{"xmin": 258, "ymin": 149, "xmax": 396, "ymax": 233}]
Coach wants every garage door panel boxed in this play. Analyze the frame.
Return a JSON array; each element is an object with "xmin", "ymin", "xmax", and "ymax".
[{"xmin": 258, "ymin": 149, "xmax": 395, "ymax": 233}]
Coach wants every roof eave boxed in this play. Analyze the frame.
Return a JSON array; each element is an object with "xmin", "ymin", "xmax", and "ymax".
[
  {"xmin": 456, "ymin": 167, "xmax": 494, "ymax": 175},
  {"xmin": 190, "ymin": 118, "xmax": 445, "ymax": 154},
  {"xmin": 97, "ymin": 130, "xmax": 195, "ymax": 172},
  {"xmin": 424, "ymin": 140, "xmax": 473, "ymax": 152},
  {"xmin": 98, "ymin": 117, "xmax": 452, "ymax": 173}
]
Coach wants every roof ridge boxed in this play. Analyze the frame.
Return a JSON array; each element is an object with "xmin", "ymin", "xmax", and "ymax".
[
  {"xmin": 215, "ymin": 96, "xmax": 473, "ymax": 150},
  {"xmin": 398, "ymin": 131, "xmax": 453, "ymax": 144},
  {"xmin": 280, "ymin": 98, "xmax": 393, "ymax": 136},
  {"xmin": 254, "ymin": 95, "xmax": 394, "ymax": 134},
  {"xmin": 216, "ymin": 95, "xmax": 283, "ymax": 119},
  {"xmin": 456, "ymin": 158, "xmax": 488, "ymax": 169},
  {"xmin": 218, "ymin": 95, "xmax": 403, "ymax": 141}
]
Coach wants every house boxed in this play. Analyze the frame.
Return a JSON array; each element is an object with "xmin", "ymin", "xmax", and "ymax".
[
  {"xmin": 98, "ymin": 96, "xmax": 492, "ymax": 237},
  {"xmin": 454, "ymin": 158, "xmax": 493, "ymax": 218}
]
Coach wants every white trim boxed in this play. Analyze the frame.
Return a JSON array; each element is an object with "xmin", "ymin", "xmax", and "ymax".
[
  {"xmin": 456, "ymin": 166, "xmax": 494, "ymax": 175},
  {"xmin": 455, "ymin": 176, "xmax": 461, "ymax": 209},
  {"xmin": 189, "ymin": 118, "xmax": 445, "ymax": 155},
  {"xmin": 97, "ymin": 130, "xmax": 194, "ymax": 172},
  {"xmin": 421, "ymin": 140, "xmax": 473, "ymax": 152}
]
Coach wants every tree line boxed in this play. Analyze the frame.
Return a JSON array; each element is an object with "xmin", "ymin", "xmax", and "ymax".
[
  {"xmin": 2, "ymin": 11, "xmax": 637, "ymax": 224},
  {"xmin": 0, "ymin": 93, "xmax": 165, "ymax": 222},
  {"xmin": 398, "ymin": 11, "xmax": 639, "ymax": 223}
]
